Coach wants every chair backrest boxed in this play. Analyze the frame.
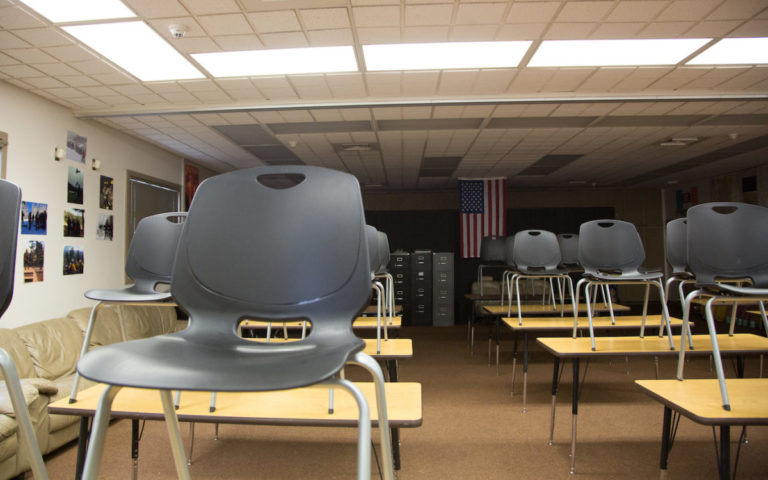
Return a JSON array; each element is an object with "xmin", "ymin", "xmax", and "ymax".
[
  {"xmin": 376, "ymin": 231, "xmax": 390, "ymax": 274},
  {"xmin": 687, "ymin": 202, "xmax": 768, "ymax": 288},
  {"xmin": 125, "ymin": 212, "xmax": 187, "ymax": 292},
  {"xmin": 171, "ymin": 165, "xmax": 371, "ymax": 334},
  {"xmin": 557, "ymin": 233, "xmax": 579, "ymax": 266},
  {"xmin": 365, "ymin": 225, "xmax": 381, "ymax": 278},
  {"xmin": 665, "ymin": 218, "xmax": 688, "ymax": 275},
  {"xmin": 0, "ymin": 179, "xmax": 21, "ymax": 318},
  {"xmin": 578, "ymin": 220, "xmax": 645, "ymax": 275},
  {"xmin": 513, "ymin": 230, "xmax": 561, "ymax": 271},
  {"xmin": 504, "ymin": 235, "xmax": 515, "ymax": 267},
  {"xmin": 480, "ymin": 236, "xmax": 505, "ymax": 262}
]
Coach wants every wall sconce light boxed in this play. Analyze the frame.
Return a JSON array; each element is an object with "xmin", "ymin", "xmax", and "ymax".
[
  {"xmin": 54, "ymin": 147, "xmax": 65, "ymax": 161},
  {"xmin": 91, "ymin": 158, "xmax": 101, "ymax": 171}
]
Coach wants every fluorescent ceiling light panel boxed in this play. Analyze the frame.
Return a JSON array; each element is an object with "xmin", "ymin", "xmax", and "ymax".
[
  {"xmin": 528, "ymin": 39, "xmax": 711, "ymax": 67},
  {"xmin": 19, "ymin": 0, "xmax": 135, "ymax": 22},
  {"xmin": 687, "ymin": 38, "xmax": 768, "ymax": 65},
  {"xmin": 363, "ymin": 42, "xmax": 532, "ymax": 71},
  {"xmin": 63, "ymin": 22, "xmax": 204, "ymax": 81},
  {"xmin": 192, "ymin": 47, "xmax": 358, "ymax": 77}
]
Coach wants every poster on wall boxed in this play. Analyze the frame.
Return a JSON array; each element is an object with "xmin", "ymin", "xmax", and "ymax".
[
  {"xmin": 63, "ymin": 246, "xmax": 83, "ymax": 275},
  {"xmin": 64, "ymin": 208, "xmax": 84, "ymax": 237},
  {"xmin": 67, "ymin": 166, "xmax": 84, "ymax": 204},
  {"xmin": 96, "ymin": 214, "xmax": 113, "ymax": 241},
  {"xmin": 66, "ymin": 130, "xmax": 87, "ymax": 163},
  {"xmin": 23, "ymin": 240, "xmax": 44, "ymax": 283},
  {"xmin": 20, "ymin": 201, "xmax": 47, "ymax": 235},
  {"xmin": 184, "ymin": 164, "xmax": 199, "ymax": 211},
  {"xmin": 99, "ymin": 175, "xmax": 113, "ymax": 210}
]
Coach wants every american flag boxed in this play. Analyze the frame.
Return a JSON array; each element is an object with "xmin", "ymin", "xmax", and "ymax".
[{"xmin": 459, "ymin": 178, "xmax": 507, "ymax": 258}]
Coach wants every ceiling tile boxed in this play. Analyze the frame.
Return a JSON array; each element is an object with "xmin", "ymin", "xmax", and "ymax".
[
  {"xmin": 179, "ymin": 0, "xmax": 240, "ymax": 15},
  {"xmin": 0, "ymin": 31, "xmax": 32, "ymax": 49},
  {"xmin": 707, "ymin": 0, "xmax": 767, "ymax": 20},
  {"xmin": 578, "ymin": 67, "xmax": 633, "ymax": 92},
  {"xmin": 23, "ymin": 76, "xmax": 67, "ymax": 88},
  {"xmin": 366, "ymin": 71, "xmax": 401, "ymax": 96},
  {"xmin": 556, "ymin": 1, "xmax": 613, "ymax": 22},
  {"xmin": 43, "ymin": 45, "xmax": 98, "ymax": 62},
  {"xmin": 147, "ymin": 17, "xmax": 206, "ymax": 38},
  {"xmin": 69, "ymin": 59, "xmax": 120, "ymax": 75},
  {"xmin": 123, "ymin": 0, "xmax": 190, "ymax": 18},
  {"xmin": 683, "ymin": 20, "xmax": 742, "ymax": 37},
  {"xmin": 544, "ymin": 22, "xmax": 598, "ymax": 39},
  {"xmin": 543, "ymin": 69, "xmax": 594, "ymax": 92},
  {"xmin": 472, "ymin": 69, "xmax": 516, "ymax": 94},
  {"xmin": 657, "ymin": 0, "xmax": 721, "ymax": 21},
  {"xmin": 591, "ymin": 22, "xmax": 645, "ymax": 38},
  {"xmin": 78, "ymin": 86, "xmax": 118, "ymax": 96},
  {"xmin": 637, "ymin": 21, "xmax": 696, "ymax": 37},
  {"xmin": 192, "ymin": 90, "xmax": 232, "ymax": 102},
  {"xmin": 159, "ymin": 91, "xmax": 199, "ymax": 103},
  {"xmin": 259, "ymin": 31, "xmax": 309, "ymax": 48},
  {"xmin": 0, "ymin": 6, "xmax": 46, "ymax": 29},
  {"xmin": 402, "ymin": 71, "xmax": 440, "ymax": 97},
  {"xmin": 353, "ymin": 6, "xmax": 400, "ymax": 27},
  {"xmin": 4, "ymin": 48, "xmax": 58, "ymax": 64},
  {"xmin": 455, "ymin": 3, "xmax": 508, "ymax": 25},
  {"xmin": 729, "ymin": 18, "xmax": 768, "ymax": 36},
  {"xmin": 507, "ymin": 2, "xmax": 561, "ymax": 23},
  {"xmin": 405, "ymin": 4, "xmax": 454, "ymax": 26},
  {"xmin": 0, "ymin": 64, "xmax": 42, "ymax": 77},
  {"xmin": 213, "ymin": 34, "xmax": 263, "ymax": 50},
  {"xmin": 307, "ymin": 28, "xmax": 354, "ymax": 45},
  {"xmin": 449, "ymin": 25, "xmax": 499, "ymax": 41},
  {"xmin": 198, "ymin": 14, "xmax": 253, "ymax": 35},
  {"xmin": 43, "ymin": 86, "xmax": 86, "ymax": 98},
  {"xmin": 58, "ymin": 75, "xmax": 100, "ymax": 87},
  {"xmin": 356, "ymin": 27, "xmax": 401, "ymax": 44},
  {"xmin": 91, "ymin": 72, "xmax": 136, "ymax": 85},
  {"xmin": 402, "ymin": 26, "xmax": 450, "ymax": 42},
  {"xmin": 496, "ymin": 23, "xmax": 547, "ymax": 40},
  {"xmin": 438, "ymin": 70, "xmax": 479, "ymax": 95},
  {"xmin": 12, "ymin": 28, "xmax": 72, "ymax": 48},
  {"xmin": 247, "ymin": 11, "xmax": 301, "ymax": 33},
  {"xmin": 31, "ymin": 62, "xmax": 81, "ymax": 76},
  {"xmin": 299, "ymin": 8, "xmax": 350, "ymax": 29},
  {"xmin": 169, "ymin": 37, "xmax": 220, "ymax": 53},
  {"xmin": 326, "ymin": 73, "xmax": 367, "ymax": 98},
  {"xmin": 0, "ymin": 52, "xmax": 16, "ymax": 65},
  {"xmin": 179, "ymin": 79, "xmax": 221, "ymax": 92},
  {"xmin": 608, "ymin": 1, "xmax": 667, "ymax": 22}
]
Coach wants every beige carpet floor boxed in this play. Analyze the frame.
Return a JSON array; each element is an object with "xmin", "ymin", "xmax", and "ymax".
[{"xmin": 42, "ymin": 324, "xmax": 767, "ymax": 479}]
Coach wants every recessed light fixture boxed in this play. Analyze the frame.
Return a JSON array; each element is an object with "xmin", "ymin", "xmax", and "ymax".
[
  {"xmin": 63, "ymin": 21, "xmax": 204, "ymax": 81},
  {"xmin": 363, "ymin": 41, "xmax": 532, "ymax": 71},
  {"xmin": 192, "ymin": 47, "xmax": 358, "ymax": 77},
  {"xmin": 18, "ymin": 0, "xmax": 135, "ymax": 22},
  {"xmin": 528, "ymin": 39, "xmax": 711, "ymax": 67},
  {"xmin": 687, "ymin": 37, "xmax": 768, "ymax": 65}
]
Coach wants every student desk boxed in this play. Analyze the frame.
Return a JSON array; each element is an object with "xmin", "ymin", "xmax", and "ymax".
[
  {"xmin": 362, "ymin": 304, "xmax": 402, "ymax": 316},
  {"xmin": 240, "ymin": 316, "xmax": 402, "ymax": 333},
  {"xmin": 52, "ymin": 381, "xmax": 422, "ymax": 479},
  {"xmin": 481, "ymin": 303, "xmax": 631, "ymax": 374},
  {"xmin": 636, "ymin": 378, "xmax": 768, "ymax": 480},
  {"xmin": 537, "ymin": 334, "xmax": 768, "ymax": 475},
  {"xmin": 504, "ymin": 315, "xmax": 686, "ymax": 412}
]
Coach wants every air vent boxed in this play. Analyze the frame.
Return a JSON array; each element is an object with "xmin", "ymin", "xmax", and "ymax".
[
  {"xmin": 334, "ymin": 143, "xmax": 379, "ymax": 153},
  {"xmin": 659, "ymin": 137, "xmax": 700, "ymax": 147}
]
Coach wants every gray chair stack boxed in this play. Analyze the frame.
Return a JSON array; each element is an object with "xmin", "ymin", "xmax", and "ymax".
[
  {"xmin": 576, "ymin": 220, "xmax": 674, "ymax": 350},
  {"xmin": 677, "ymin": 202, "xmax": 768, "ymax": 410},
  {"xmin": 500, "ymin": 234, "xmax": 517, "ymax": 308},
  {"xmin": 0, "ymin": 179, "xmax": 49, "ymax": 480},
  {"xmin": 69, "ymin": 211, "xmax": 186, "ymax": 403},
  {"xmin": 76, "ymin": 166, "xmax": 394, "ymax": 480},
  {"xmin": 556, "ymin": 233, "xmax": 580, "ymax": 270},
  {"xmin": 478, "ymin": 235, "xmax": 505, "ymax": 296}
]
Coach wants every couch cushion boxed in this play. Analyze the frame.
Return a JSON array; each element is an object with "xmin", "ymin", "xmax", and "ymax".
[
  {"xmin": 67, "ymin": 305, "xmax": 124, "ymax": 347},
  {"xmin": 0, "ymin": 417, "xmax": 17, "ymax": 463},
  {"xmin": 0, "ymin": 329, "xmax": 36, "ymax": 381},
  {"xmin": 14, "ymin": 318, "xmax": 82, "ymax": 380},
  {"xmin": 118, "ymin": 304, "xmax": 178, "ymax": 339},
  {"xmin": 0, "ymin": 382, "xmax": 38, "ymax": 417}
]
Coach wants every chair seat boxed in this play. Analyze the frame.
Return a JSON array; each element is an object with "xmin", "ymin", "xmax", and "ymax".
[
  {"xmin": 700, "ymin": 283, "xmax": 768, "ymax": 297},
  {"xmin": 516, "ymin": 267, "xmax": 571, "ymax": 276},
  {"xmin": 84, "ymin": 287, "xmax": 171, "ymax": 303},
  {"xmin": 77, "ymin": 330, "xmax": 365, "ymax": 392},
  {"xmin": 586, "ymin": 270, "xmax": 663, "ymax": 282}
]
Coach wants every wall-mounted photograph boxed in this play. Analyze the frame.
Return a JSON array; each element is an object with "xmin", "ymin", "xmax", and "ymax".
[
  {"xmin": 63, "ymin": 245, "xmax": 83, "ymax": 275},
  {"xmin": 23, "ymin": 240, "xmax": 44, "ymax": 283},
  {"xmin": 66, "ymin": 130, "xmax": 87, "ymax": 163},
  {"xmin": 99, "ymin": 175, "xmax": 113, "ymax": 210},
  {"xmin": 67, "ymin": 166, "xmax": 84, "ymax": 204},
  {"xmin": 96, "ymin": 214, "xmax": 113, "ymax": 241},
  {"xmin": 64, "ymin": 207, "xmax": 84, "ymax": 237},
  {"xmin": 20, "ymin": 201, "xmax": 47, "ymax": 235}
]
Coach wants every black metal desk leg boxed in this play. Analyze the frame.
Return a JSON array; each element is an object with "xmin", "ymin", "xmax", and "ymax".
[
  {"xmin": 75, "ymin": 417, "xmax": 90, "ymax": 480},
  {"xmin": 511, "ymin": 331, "xmax": 519, "ymax": 395},
  {"xmin": 522, "ymin": 332, "xmax": 529, "ymax": 413},
  {"xmin": 385, "ymin": 358, "xmax": 401, "ymax": 470},
  {"xmin": 549, "ymin": 357, "xmax": 560, "ymax": 446},
  {"xmin": 570, "ymin": 358, "xmax": 580, "ymax": 475},
  {"xmin": 132, "ymin": 419, "xmax": 139, "ymax": 480},
  {"xmin": 719, "ymin": 425, "xmax": 730, "ymax": 480},
  {"xmin": 496, "ymin": 317, "xmax": 501, "ymax": 376},
  {"xmin": 659, "ymin": 406, "xmax": 672, "ymax": 480}
]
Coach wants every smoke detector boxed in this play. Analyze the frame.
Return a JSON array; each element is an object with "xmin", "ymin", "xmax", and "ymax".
[{"xmin": 169, "ymin": 24, "xmax": 187, "ymax": 39}]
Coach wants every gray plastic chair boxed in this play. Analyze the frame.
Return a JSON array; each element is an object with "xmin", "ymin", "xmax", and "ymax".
[
  {"xmin": 576, "ymin": 220, "xmax": 674, "ymax": 350},
  {"xmin": 375, "ymin": 231, "xmax": 395, "ymax": 327},
  {"xmin": 69, "ymin": 212, "xmax": 186, "ymax": 403},
  {"xmin": 0, "ymin": 179, "xmax": 49, "ymax": 480},
  {"xmin": 510, "ymin": 230, "xmax": 576, "ymax": 324},
  {"xmin": 557, "ymin": 233, "xmax": 580, "ymax": 269},
  {"xmin": 478, "ymin": 235, "xmax": 505, "ymax": 296},
  {"xmin": 76, "ymin": 166, "xmax": 394, "ymax": 480},
  {"xmin": 500, "ymin": 234, "xmax": 517, "ymax": 307},
  {"xmin": 677, "ymin": 202, "xmax": 768, "ymax": 411},
  {"xmin": 663, "ymin": 218, "xmax": 696, "ymax": 348}
]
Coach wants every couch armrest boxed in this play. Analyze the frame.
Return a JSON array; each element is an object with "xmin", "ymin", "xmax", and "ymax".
[{"xmin": 0, "ymin": 381, "xmax": 40, "ymax": 416}]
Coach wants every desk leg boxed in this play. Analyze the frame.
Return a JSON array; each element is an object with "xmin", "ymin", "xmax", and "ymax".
[
  {"xmin": 75, "ymin": 417, "xmax": 90, "ymax": 480},
  {"xmin": 659, "ymin": 406, "xmax": 671, "ymax": 480},
  {"xmin": 511, "ymin": 331, "xmax": 519, "ymax": 395},
  {"xmin": 385, "ymin": 358, "xmax": 401, "ymax": 471},
  {"xmin": 496, "ymin": 317, "xmax": 501, "ymax": 376},
  {"xmin": 549, "ymin": 357, "xmax": 560, "ymax": 446},
  {"xmin": 718, "ymin": 425, "xmax": 730, "ymax": 480},
  {"xmin": 132, "ymin": 419, "xmax": 140, "ymax": 480},
  {"xmin": 570, "ymin": 358, "xmax": 579, "ymax": 475},
  {"xmin": 522, "ymin": 332, "xmax": 529, "ymax": 413}
]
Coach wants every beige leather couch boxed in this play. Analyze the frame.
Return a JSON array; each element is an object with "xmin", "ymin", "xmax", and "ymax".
[{"xmin": 0, "ymin": 304, "xmax": 183, "ymax": 479}]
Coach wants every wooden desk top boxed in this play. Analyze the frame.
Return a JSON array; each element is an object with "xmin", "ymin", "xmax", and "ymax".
[
  {"xmin": 537, "ymin": 333, "xmax": 768, "ymax": 357},
  {"xmin": 244, "ymin": 337, "xmax": 413, "ymax": 359},
  {"xmin": 503, "ymin": 315, "xmax": 683, "ymax": 331},
  {"xmin": 464, "ymin": 294, "xmax": 502, "ymax": 301},
  {"xmin": 239, "ymin": 317, "xmax": 402, "ymax": 330},
  {"xmin": 636, "ymin": 379, "xmax": 768, "ymax": 426},
  {"xmin": 483, "ymin": 303, "xmax": 631, "ymax": 316},
  {"xmin": 51, "ymin": 382, "xmax": 422, "ymax": 428},
  {"xmin": 362, "ymin": 305, "xmax": 402, "ymax": 315}
]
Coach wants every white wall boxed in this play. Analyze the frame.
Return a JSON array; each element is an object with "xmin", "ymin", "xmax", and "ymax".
[{"xmin": 1, "ymin": 81, "xmax": 182, "ymax": 328}]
